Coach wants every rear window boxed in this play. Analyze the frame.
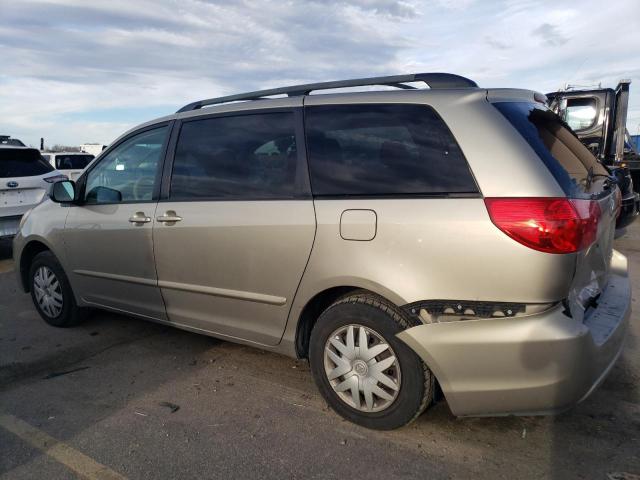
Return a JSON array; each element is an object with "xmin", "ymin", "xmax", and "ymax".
[
  {"xmin": 304, "ymin": 104, "xmax": 478, "ymax": 196},
  {"xmin": 0, "ymin": 137, "xmax": 25, "ymax": 146},
  {"xmin": 493, "ymin": 102, "xmax": 608, "ymax": 195},
  {"xmin": 0, "ymin": 148, "xmax": 54, "ymax": 178},
  {"xmin": 55, "ymin": 154, "xmax": 94, "ymax": 170}
]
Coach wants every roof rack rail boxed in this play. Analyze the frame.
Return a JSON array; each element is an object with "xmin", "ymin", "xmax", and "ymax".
[{"xmin": 176, "ymin": 72, "xmax": 477, "ymax": 113}]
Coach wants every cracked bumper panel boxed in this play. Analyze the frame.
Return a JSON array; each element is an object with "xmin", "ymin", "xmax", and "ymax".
[{"xmin": 397, "ymin": 249, "xmax": 631, "ymax": 417}]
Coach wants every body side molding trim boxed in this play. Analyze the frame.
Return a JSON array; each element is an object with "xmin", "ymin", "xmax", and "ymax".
[
  {"xmin": 158, "ymin": 280, "xmax": 287, "ymax": 306},
  {"xmin": 74, "ymin": 271, "xmax": 287, "ymax": 305},
  {"xmin": 74, "ymin": 269, "xmax": 157, "ymax": 286}
]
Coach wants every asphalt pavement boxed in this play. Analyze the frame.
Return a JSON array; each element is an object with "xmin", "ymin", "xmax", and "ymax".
[{"xmin": 0, "ymin": 229, "xmax": 639, "ymax": 480}]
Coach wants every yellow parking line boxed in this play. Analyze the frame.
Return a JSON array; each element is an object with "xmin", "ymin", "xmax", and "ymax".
[
  {"xmin": 0, "ymin": 259, "xmax": 13, "ymax": 274},
  {"xmin": 0, "ymin": 414, "xmax": 127, "ymax": 480}
]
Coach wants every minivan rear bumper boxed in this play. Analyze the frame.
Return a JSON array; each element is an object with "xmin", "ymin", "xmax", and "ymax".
[{"xmin": 397, "ymin": 249, "xmax": 631, "ymax": 417}]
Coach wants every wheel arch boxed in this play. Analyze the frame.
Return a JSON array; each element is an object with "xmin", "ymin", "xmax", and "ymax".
[
  {"xmin": 293, "ymin": 284, "xmax": 406, "ymax": 359},
  {"xmin": 19, "ymin": 239, "xmax": 53, "ymax": 292}
]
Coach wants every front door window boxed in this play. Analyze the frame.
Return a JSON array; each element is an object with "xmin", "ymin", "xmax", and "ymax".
[{"xmin": 84, "ymin": 126, "xmax": 168, "ymax": 204}]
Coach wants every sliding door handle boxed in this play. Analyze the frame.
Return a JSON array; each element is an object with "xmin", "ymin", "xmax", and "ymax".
[
  {"xmin": 157, "ymin": 211, "xmax": 182, "ymax": 224},
  {"xmin": 129, "ymin": 212, "xmax": 151, "ymax": 224}
]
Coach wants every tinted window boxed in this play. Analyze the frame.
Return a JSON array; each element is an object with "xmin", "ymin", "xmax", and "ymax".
[
  {"xmin": 0, "ymin": 148, "xmax": 54, "ymax": 178},
  {"xmin": 304, "ymin": 104, "xmax": 477, "ymax": 196},
  {"xmin": 170, "ymin": 112, "xmax": 300, "ymax": 200},
  {"xmin": 55, "ymin": 154, "xmax": 94, "ymax": 170},
  {"xmin": 493, "ymin": 102, "xmax": 607, "ymax": 196},
  {"xmin": 84, "ymin": 126, "xmax": 167, "ymax": 204}
]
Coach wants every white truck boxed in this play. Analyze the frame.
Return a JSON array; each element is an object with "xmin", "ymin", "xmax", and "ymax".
[
  {"xmin": 80, "ymin": 143, "xmax": 107, "ymax": 157},
  {"xmin": 40, "ymin": 152, "xmax": 95, "ymax": 181}
]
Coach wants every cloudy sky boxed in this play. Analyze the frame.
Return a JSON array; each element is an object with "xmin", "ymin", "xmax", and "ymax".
[{"xmin": 1, "ymin": 0, "xmax": 639, "ymax": 148}]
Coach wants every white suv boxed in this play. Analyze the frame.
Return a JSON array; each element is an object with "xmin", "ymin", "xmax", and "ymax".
[{"xmin": 0, "ymin": 146, "xmax": 66, "ymax": 238}]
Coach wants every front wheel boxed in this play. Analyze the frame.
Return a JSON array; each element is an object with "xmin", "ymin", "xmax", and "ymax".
[
  {"xmin": 29, "ymin": 251, "xmax": 86, "ymax": 327},
  {"xmin": 309, "ymin": 292, "xmax": 434, "ymax": 430}
]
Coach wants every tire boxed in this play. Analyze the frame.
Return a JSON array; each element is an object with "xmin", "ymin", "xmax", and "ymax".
[
  {"xmin": 309, "ymin": 291, "xmax": 434, "ymax": 430},
  {"xmin": 28, "ymin": 251, "xmax": 87, "ymax": 327}
]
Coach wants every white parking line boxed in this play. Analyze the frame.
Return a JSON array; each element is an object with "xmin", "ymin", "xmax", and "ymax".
[{"xmin": 0, "ymin": 414, "xmax": 127, "ymax": 480}]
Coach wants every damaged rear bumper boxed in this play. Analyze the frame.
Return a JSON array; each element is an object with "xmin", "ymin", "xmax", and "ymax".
[{"xmin": 397, "ymin": 249, "xmax": 631, "ymax": 417}]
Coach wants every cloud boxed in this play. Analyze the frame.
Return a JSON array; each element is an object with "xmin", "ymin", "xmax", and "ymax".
[
  {"xmin": 532, "ymin": 22, "xmax": 568, "ymax": 47},
  {"xmin": 0, "ymin": 0, "xmax": 639, "ymax": 147},
  {"xmin": 484, "ymin": 35, "xmax": 511, "ymax": 50},
  {"xmin": 327, "ymin": 0, "xmax": 420, "ymax": 18}
]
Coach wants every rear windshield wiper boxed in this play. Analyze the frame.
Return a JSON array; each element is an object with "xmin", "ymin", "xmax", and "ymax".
[{"xmin": 585, "ymin": 166, "xmax": 613, "ymax": 190}]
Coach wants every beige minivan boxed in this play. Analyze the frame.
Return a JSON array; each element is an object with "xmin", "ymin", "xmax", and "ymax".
[{"xmin": 14, "ymin": 73, "xmax": 631, "ymax": 429}]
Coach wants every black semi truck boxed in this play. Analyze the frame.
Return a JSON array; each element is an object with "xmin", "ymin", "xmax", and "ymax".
[{"xmin": 547, "ymin": 80, "xmax": 639, "ymax": 228}]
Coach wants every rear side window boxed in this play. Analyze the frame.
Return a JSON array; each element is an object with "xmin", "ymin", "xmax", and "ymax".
[
  {"xmin": 55, "ymin": 154, "xmax": 94, "ymax": 170},
  {"xmin": 493, "ymin": 102, "xmax": 607, "ymax": 195},
  {"xmin": 0, "ymin": 148, "xmax": 54, "ymax": 178},
  {"xmin": 304, "ymin": 104, "xmax": 478, "ymax": 196},
  {"xmin": 170, "ymin": 112, "xmax": 301, "ymax": 200}
]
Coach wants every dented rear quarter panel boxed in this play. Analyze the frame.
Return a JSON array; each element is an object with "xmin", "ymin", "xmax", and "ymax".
[
  {"xmin": 283, "ymin": 197, "xmax": 577, "ymax": 351},
  {"xmin": 284, "ymin": 90, "xmax": 576, "ymax": 349}
]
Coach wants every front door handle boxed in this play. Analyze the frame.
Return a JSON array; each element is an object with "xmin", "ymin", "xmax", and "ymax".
[
  {"xmin": 157, "ymin": 210, "xmax": 182, "ymax": 224},
  {"xmin": 129, "ymin": 212, "xmax": 151, "ymax": 225}
]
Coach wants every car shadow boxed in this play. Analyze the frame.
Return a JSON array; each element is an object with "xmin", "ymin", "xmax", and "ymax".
[{"xmin": 0, "ymin": 238, "xmax": 13, "ymax": 260}]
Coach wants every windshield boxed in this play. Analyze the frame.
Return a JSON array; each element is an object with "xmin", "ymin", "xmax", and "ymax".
[
  {"xmin": 564, "ymin": 97, "xmax": 597, "ymax": 131},
  {"xmin": 0, "ymin": 148, "xmax": 55, "ymax": 178},
  {"xmin": 55, "ymin": 154, "xmax": 94, "ymax": 170}
]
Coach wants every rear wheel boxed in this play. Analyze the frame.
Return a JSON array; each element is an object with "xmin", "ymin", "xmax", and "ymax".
[
  {"xmin": 29, "ymin": 251, "xmax": 86, "ymax": 327},
  {"xmin": 309, "ymin": 292, "xmax": 434, "ymax": 430}
]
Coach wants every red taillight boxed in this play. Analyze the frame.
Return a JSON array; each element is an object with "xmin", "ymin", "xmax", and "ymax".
[
  {"xmin": 484, "ymin": 197, "xmax": 600, "ymax": 254},
  {"xmin": 43, "ymin": 174, "xmax": 69, "ymax": 183}
]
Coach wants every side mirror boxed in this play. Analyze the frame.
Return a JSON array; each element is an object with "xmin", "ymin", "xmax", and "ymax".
[
  {"xmin": 50, "ymin": 180, "xmax": 77, "ymax": 203},
  {"xmin": 85, "ymin": 186, "xmax": 122, "ymax": 204}
]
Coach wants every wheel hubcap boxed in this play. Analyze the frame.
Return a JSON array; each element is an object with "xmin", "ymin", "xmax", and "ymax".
[
  {"xmin": 353, "ymin": 360, "xmax": 368, "ymax": 376},
  {"xmin": 323, "ymin": 324, "xmax": 401, "ymax": 412},
  {"xmin": 33, "ymin": 266, "xmax": 63, "ymax": 318}
]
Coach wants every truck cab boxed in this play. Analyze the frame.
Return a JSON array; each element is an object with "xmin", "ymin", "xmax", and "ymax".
[{"xmin": 548, "ymin": 80, "xmax": 640, "ymax": 228}]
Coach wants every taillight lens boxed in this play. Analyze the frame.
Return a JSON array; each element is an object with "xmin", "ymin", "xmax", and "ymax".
[
  {"xmin": 484, "ymin": 197, "xmax": 600, "ymax": 254},
  {"xmin": 43, "ymin": 174, "xmax": 69, "ymax": 183}
]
